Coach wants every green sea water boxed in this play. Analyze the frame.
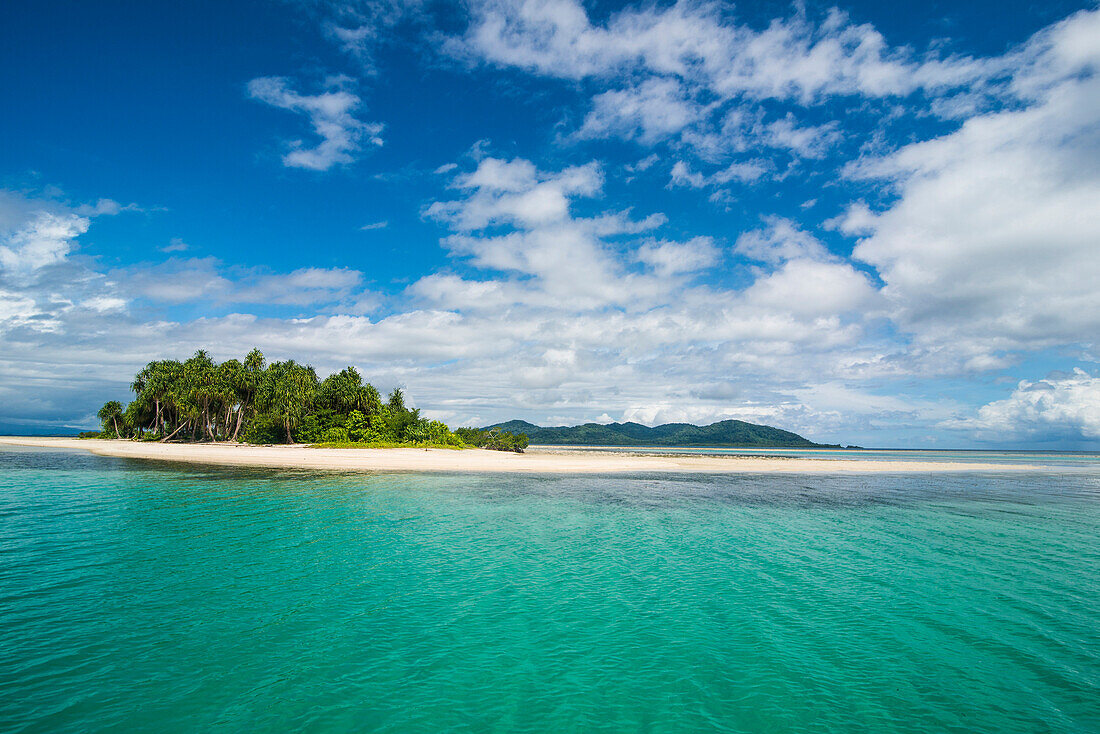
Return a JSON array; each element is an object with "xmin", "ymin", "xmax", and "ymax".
[{"xmin": 1, "ymin": 446, "xmax": 1098, "ymax": 732}]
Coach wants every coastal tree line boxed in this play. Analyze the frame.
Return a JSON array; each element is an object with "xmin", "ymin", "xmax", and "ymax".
[{"xmin": 90, "ymin": 349, "xmax": 528, "ymax": 451}]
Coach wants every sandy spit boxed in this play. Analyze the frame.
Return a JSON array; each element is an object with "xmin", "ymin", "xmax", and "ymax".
[{"xmin": 0, "ymin": 437, "xmax": 1034, "ymax": 474}]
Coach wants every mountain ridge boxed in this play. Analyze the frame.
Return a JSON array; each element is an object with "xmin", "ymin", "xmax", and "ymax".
[{"xmin": 483, "ymin": 419, "xmax": 839, "ymax": 448}]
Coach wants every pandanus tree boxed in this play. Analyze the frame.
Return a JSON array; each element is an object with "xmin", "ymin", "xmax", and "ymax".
[
  {"xmin": 318, "ymin": 367, "xmax": 361, "ymax": 413},
  {"xmin": 105, "ymin": 347, "xmax": 503, "ymax": 448},
  {"xmin": 387, "ymin": 388, "xmax": 406, "ymax": 412},
  {"xmin": 182, "ymin": 350, "xmax": 217, "ymax": 440},
  {"xmin": 214, "ymin": 359, "xmax": 244, "ymax": 440},
  {"xmin": 259, "ymin": 360, "xmax": 318, "ymax": 443},
  {"xmin": 131, "ymin": 359, "xmax": 177, "ymax": 436},
  {"xmin": 227, "ymin": 349, "xmax": 265, "ymax": 442},
  {"xmin": 318, "ymin": 366, "xmax": 381, "ymax": 417},
  {"xmin": 97, "ymin": 401, "xmax": 124, "ymax": 437}
]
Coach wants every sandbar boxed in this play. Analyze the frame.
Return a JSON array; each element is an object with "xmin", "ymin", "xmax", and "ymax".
[{"xmin": 0, "ymin": 437, "xmax": 1035, "ymax": 474}]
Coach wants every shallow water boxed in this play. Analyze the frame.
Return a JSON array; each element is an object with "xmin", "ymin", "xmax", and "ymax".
[
  {"xmin": 1, "ymin": 446, "xmax": 1098, "ymax": 732},
  {"xmin": 536, "ymin": 444, "xmax": 1100, "ymax": 467}
]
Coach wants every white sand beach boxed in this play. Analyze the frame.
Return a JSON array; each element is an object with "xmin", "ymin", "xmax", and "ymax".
[{"xmin": 0, "ymin": 437, "xmax": 1033, "ymax": 474}]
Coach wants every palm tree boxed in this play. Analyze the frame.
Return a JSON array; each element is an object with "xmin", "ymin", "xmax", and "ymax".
[
  {"xmin": 261, "ymin": 360, "xmax": 318, "ymax": 443},
  {"xmin": 97, "ymin": 401, "xmax": 124, "ymax": 438},
  {"xmin": 183, "ymin": 350, "xmax": 217, "ymax": 440},
  {"xmin": 387, "ymin": 388, "xmax": 406, "ymax": 412},
  {"xmin": 226, "ymin": 348, "xmax": 266, "ymax": 441}
]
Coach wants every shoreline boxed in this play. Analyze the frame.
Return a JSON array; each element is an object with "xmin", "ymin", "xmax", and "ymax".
[{"xmin": 0, "ymin": 437, "xmax": 1037, "ymax": 474}]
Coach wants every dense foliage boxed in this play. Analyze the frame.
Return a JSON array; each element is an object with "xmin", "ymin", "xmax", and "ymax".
[
  {"xmin": 91, "ymin": 349, "xmax": 528, "ymax": 451},
  {"xmin": 454, "ymin": 427, "xmax": 530, "ymax": 453},
  {"xmin": 487, "ymin": 419, "xmax": 836, "ymax": 448}
]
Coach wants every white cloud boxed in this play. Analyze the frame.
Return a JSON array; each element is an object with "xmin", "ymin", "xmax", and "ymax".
[
  {"xmin": 74, "ymin": 198, "xmax": 139, "ymax": 216},
  {"xmin": 456, "ymin": 0, "xmax": 984, "ymax": 99},
  {"xmin": 734, "ymin": 216, "xmax": 831, "ymax": 264},
  {"xmin": 669, "ymin": 159, "xmax": 768, "ymax": 191},
  {"xmin": 762, "ymin": 115, "xmax": 841, "ymax": 159},
  {"xmin": 424, "ymin": 156, "xmax": 677, "ymax": 308},
  {"xmin": 576, "ymin": 78, "xmax": 704, "ymax": 144},
  {"xmin": 942, "ymin": 369, "xmax": 1100, "ymax": 441},
  {"xmin": 669, "ymin": 160, "xmax": 707, "ymax": 188},
  {"xmin": 452, "ymin": 0, "xmax": 1001, "ymax": 162},
  {"xmin": 847, "ymin": 8, "xmax": 1100, "ymax": 370},
  {"xmin": 636, "ymin": 236, "xmax": 719, "ymax": 276},
  {"xmin": 0, "ymin": 289, "xmax": 42, "ymax": 331},
  {"xmin": 426, "ymin": 157, "xmax": 603, "ymax": 230},
  {"xmin": 0, "ymin": 211, "xmax": 88, "ymax": 273},
  {"xmin": 625, "ymin": 153, "xmax": 659, "ymax": 173},
  {"xmin": 118, "ymin": 258, "xmax": 365, "ymax": 307},
  {"xmin": 0, "ymin": 188, "xmax": 136, "ymax": 275},
  {"xmin": 360, "ymin": 220, "xmax": 388, "ymax": 230},
  {"xmin": 743, "ymin": 259, "xmax": 879, "ymax": 318},
  {"xmin": 160, "ymin": 237, "xmax": 189, "ymax": 253},
  {"xmin": 248, "ymin": 76, "xmax": 384, "ymax": 170}
]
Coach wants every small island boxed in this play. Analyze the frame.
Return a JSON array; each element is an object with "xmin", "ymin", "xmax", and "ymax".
[{"xmin": 88, "ymin": 349, "xmax": 529, "ymax": 452}]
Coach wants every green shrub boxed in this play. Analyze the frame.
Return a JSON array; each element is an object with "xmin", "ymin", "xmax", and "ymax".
[
  {"xmin": 321, "ymin": 426, "xmax": 349, "ymax": 443},
  {"xmin": 243, "ymin": 414, "xmax": 285, "ymax": 444},
  {"xmin": 295, "ymin": 414, "xmax": 324, "ymax": 443}
]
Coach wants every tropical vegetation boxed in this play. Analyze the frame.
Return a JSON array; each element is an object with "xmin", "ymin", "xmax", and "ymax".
[{"xmin": 89, "ymin": 349, "xmax": 528, "ymax": 451}]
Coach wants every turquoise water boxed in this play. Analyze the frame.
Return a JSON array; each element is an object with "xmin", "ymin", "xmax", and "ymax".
[
  {"xmin": 1, "ymin": 447, "xmax": 1098, "ymax": 732},
  {"xmin": 539, "ymin": 445, "xmax": 1100, "ymax": 467}
]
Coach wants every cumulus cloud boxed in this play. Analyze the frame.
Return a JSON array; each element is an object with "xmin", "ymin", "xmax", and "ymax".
[
  {"xmin": 576, "ymin": 78, "xmax": 704, "ymax": 144},
  {"xmin": 942, "ymin": 370, "xmax": 1100, "ymax": 442},
  {"xmin": 455, "ymin": 0, "xmax": 985, "ymax": 99},
  {"xmin": 450, "ymin": 0, "xmax": 1002, "ymax": 164},
  {"xmin": 846, "ymin": 7, "xmax": 1100, "ymax": 371},
  {"xmin": 668, "ymin": 159, "xmax": 769, "ymax": 198},
  {"xmin": 0, "ymin": 211, "xmax": 88, "ymax": 273},
  {"xmin": 734, "ymin": 216, "xmax": 831, "ymax": 264},
  {"xmin": 426, "ymin": 157, "xmax": 603, "ymax": 230},
  {"xmin": 424, "ymin": 156, "xmax": 678, "ymax": 307},
  {"xmin": 636, "ymin": 236, "xmax": 719, "ymax": 276},
  {"xmin": 743, "ymin": 259, "xmax": 878, "ymax": 318},
  {"xmin": 0, "ymin": 187, "xmax": 142, "ymax": 278},
  {"xmin": 248, "ymin": 76, "xmax": 383, "ymax": 170},
  {"xmin": 761, "ymin": 115, "xmax": 841, "ymax": 159}
]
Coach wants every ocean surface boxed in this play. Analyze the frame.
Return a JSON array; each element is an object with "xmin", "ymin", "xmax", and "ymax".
[
  {"xmin": 534, "ymin": 445, "xmax": 1100, "ymax": 468},
  {"xmin": 1, "ymin": 446, "xmax": 1098, "ymax": 733}
]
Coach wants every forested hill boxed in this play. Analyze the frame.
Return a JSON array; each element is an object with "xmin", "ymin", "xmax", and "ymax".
[{"xmin": 485, "ymin": 419, "xmax": 837, "ymax": 448}]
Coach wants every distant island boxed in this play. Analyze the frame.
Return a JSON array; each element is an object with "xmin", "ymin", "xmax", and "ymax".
[{"xmin": 485, "ymin": 420, "xmax": 839, "ymax": 448}]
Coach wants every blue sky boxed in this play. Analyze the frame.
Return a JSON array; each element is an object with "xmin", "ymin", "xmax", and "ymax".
[{"xmin": 2, "ymin": 0, "xmax": 1099, "ymax": 447}]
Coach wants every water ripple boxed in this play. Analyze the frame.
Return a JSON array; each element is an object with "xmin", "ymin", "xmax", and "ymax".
[{"xmin": 0, "ymin": 447, "xmax": 1097, "ymax": 732}]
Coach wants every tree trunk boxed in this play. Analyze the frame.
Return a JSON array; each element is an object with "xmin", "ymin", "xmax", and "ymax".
[
  {"xmin": 231, "ymin": 400, "xmax": 247, "ymax": 442},
  {"xmin": 112, "ymin": 416, "xmax": 120, "ymax": 437},
  {"xmin": 161, "ymin": 421, "xmax": 188, "ymax": 442},
  {"xmin": 285, "ymin": 416, "xmax": 292, "ymax": 444}
]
